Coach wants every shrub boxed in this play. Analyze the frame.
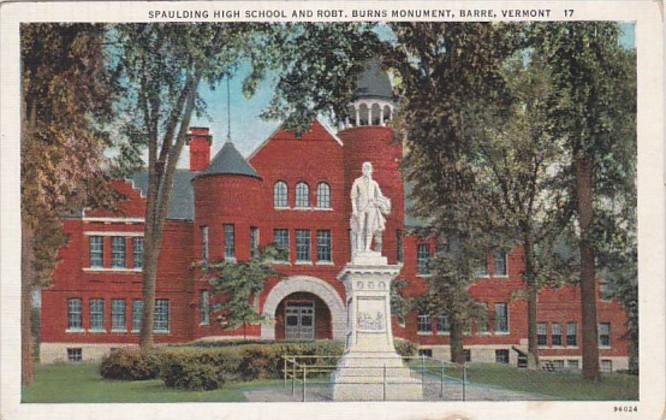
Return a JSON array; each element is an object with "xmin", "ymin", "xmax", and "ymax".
[
  {"xmin": 394, "ymin": 339, "xmax": 417, "ymax": 357},
  {"xmin": 100, "ymin": 348, "xmax": 161, "ymax": 380},
  {"xmin": 161, "ymin": 357, "xmax": 225, "ymax": 391}
]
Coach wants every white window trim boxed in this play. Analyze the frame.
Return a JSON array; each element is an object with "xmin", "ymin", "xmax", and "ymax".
[
  {"xmin": 87, "ymin": 328, "xmax": 107, "ymax": 334},
  {"xmin": 83, "ymin": 217, "xmax": 145, "ymax": 224},
  {"xmin": 84, "ymin": 231, "xmax": 144, "ymax": 237},
  {"xmin": 65, "ymin": 328, "xmax": 84, "ymax": 333},
  {"xmin": 493, "ymin": 252, "xmax": 509, "ymax": 278},
  {"xmin": 417, "ymin": 331, "xmax": 433, "ymax": 336},
  {"xmin": 416, "ymin": 273, "xmax": 432, "ymax": 278},
  {"xmin": 274, "ymin": 206, "xmax": 291, "ymax": 211},
  {"xmin": 295, "ymin": 260, "xmax": 313, "ymax": 265},
  {"xmin": 83, "ymin": 267, "xmax": 142, "ymax": 273},
  {"xmin": 315, "ymin": 261, "xmax": 334, "ymax": 266},
  {"xmin": 111, "ymin": 329, "xmax": 128, "ymax": 333}
]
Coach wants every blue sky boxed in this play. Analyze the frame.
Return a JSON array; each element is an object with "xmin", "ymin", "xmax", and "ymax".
[{"xmin": 181, "ymin": 22, "xmax": 636, "ymax": 168}]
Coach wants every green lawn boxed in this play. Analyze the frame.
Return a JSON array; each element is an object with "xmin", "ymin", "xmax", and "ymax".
[
  {"xmin": 22, "ymin": 363, "xmax": 283, "ymax": 403},
  {"xmin": 445, "ymin": 363, "xmax": 638, "ymax": 401}
]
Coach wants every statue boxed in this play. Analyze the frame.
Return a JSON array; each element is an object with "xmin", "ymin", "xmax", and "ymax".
[{"xmin": 350, "ymin": 161, "xmax": 391, "ymax": 255}]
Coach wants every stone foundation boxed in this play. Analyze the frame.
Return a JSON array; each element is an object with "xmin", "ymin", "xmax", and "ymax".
[{"xmin": 40, "ymin": 342, "xmax": 137, "ymax": 364}]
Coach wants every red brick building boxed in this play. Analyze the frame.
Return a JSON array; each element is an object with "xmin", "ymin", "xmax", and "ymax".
[{"xmin": 40, "ymin": 63, "xmax": 630, "ymax": 372}]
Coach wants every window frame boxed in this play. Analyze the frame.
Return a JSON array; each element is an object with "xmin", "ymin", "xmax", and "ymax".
[
  {"xmin": 273, "ymin": 229, "xmax": 290, "ymax": 262},
  {"xmin": 598, "ymin": 322, "xmax": 611, "ymax": 348},
  {"xmin": 295, "ymin": 182, "xmax": 310, "ymax": 208},
  {"xmin": 250, "ymin": 226, "xmax": 260, "ymax": 257},
  {"xmin": 495, "ymin": 349, "xmax": 510, "ymax": 364},
  {"xmin": 316, "ymin": 229, "xmax": 332, "ymax": 263},
  {"xmin": 316, "ymin": 182, "xmax": 331, "ymax": 209},
  {"xmin": 89, "ymin": 236, "xmax": 104, "ymax": 268},
  {"xmin": 89, "ymin": 298, "xmax": 105, "ymax": 332},
  {"xmin": 494, "ymin": 251, "xmax": 509, "ymax": 277},
  {"xmin": 494, "ymin": 303, "xmax": 509, "ymax": 334},
  {"xmin": 200, "ymin": 290, "xmax": 210, "ymax": 326},
  {"xmin": 111, "ymin": 299, "xmax": 127, "ymax": 332},
  {"xmin": 224, "ymin": 224, "xmax": 235, "ymax": 260},
  {"xmin": 417, "ymin": 313, "xmax": 432, "ymax": 335},
  {"xmin": 416, "ymin": 243, "xmax": 431, "ymax": 276},
  {"xmin": 273, "ymin": 181, "xmax": 289, "ymax": 208},
  {"xmin": 67, "ymin": 298, "xmax": 83, "ymax": 331},
  {"xmin": 295, "ymin": 229, "xmax": 311, "ymax": 263},
  {"xmin": 132, "ymin": 299, "xmax": 143, "ymax": 333},
  {"xmin": 537, "ymin": 322, "xmax": 548, "ymax": 347},
  {"xmin": 133, "ymin": 237, "xmax": 144, "ymax": 269},
  {"xmin": 435, "ymin": 315, "xmax": 450, "ymax": 335},
  {"xmin": 111, "ymin": 236, "xmax": 126, "ymax": 268},
  {"xmin": 154, "ymin": 299, "xmax": 170, "ymax": 333},
  {"xmin": 67, "ymin": 348, "xmax": 83, "ymax": 362},
  {"xmin": 201, "ymin": 226, "xmax": 209, "ymax": 261},
  {"xmin": 551, "ymin": 322, "xmax": 562, "ymax": 346},
  {"xmin": 567, "ymin": 322, "xmax": 577, "ymax": 346}
]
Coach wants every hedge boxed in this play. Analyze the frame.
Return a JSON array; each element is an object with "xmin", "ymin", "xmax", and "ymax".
[{"xmin": 100, "ymin": 348, "xmax": 161, "ymax": 380}]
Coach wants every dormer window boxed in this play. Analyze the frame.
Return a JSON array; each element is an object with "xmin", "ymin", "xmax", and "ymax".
[
  {"xmin": 295, "ymin": 182, "xmax": 309, "ymax": 208},
  {"xmin": 274, "ymin": 181, "xmax": 288, "ymax": 208},
  {"xmin": 316, "ymin": 183, "xmax": 331, "ymax": 209}
]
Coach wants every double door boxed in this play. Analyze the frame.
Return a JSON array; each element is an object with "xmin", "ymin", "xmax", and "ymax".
[{"xmin": 285, "ymin": 301, "xmax": 315, "ymax": 340}]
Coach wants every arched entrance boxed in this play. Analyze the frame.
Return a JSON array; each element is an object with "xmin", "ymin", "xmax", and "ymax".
[{"xmin": 261, "ymin": 275, "xmax": 345, "ymax": 340}]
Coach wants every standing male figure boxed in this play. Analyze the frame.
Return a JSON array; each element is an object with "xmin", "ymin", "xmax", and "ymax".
[{"xmin": 351, "ymin": 161, "xmax": 391, "ymax": 254}]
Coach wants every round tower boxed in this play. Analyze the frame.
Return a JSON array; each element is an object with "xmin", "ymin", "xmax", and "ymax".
[
  {"xmin": 339, "ymin": 60, "xmax": 405, "ymax": 265},
  {"xmin": 192, "ymin": 141, "xmax": 263, "ymax": 263}
]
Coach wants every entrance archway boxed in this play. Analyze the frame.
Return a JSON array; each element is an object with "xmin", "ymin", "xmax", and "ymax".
[
  {"xmin": 261, "ymin": 275, "xmax": 345, "ymax": 340},
  {"xmin": 275, "ymin": 292, "xmax": 332, "ymax": 340}
]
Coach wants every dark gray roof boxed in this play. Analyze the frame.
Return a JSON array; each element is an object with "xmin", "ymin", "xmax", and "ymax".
[
  {"xmin": 131, "ymin": 169, "xmax": 196, "ymax": 220},
  {"xmin": 356, "ymin": 60, "xmax": 393, "ymax": 100},
  {"xmin": 198, "ymin": 141, "xmax": 260, "ymax": 179}
]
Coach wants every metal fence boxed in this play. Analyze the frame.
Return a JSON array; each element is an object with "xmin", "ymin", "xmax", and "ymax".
[{"xmin": 281, "ymin": 354, "xmax": 468, "ymax": 402}]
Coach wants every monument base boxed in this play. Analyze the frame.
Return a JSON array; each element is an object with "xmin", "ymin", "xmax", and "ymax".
[{"xmin": 331, "ymin": 352, "xmax": 423, "ymax": 401}]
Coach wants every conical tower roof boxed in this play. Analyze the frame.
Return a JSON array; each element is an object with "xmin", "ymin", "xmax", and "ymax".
[{"xmin": 196, "ymin": 141, "xmax": 260, "ymax": 179}]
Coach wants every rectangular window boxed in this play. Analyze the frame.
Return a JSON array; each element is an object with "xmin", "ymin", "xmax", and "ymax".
[
  {"xmin": 201, "ymin": 226, "xmax": 209, "ymax": 261},
  {"xmin": 478, "ymin": 304, "xmax": 488, "ymax": 334},
  {"xmin": 396, "ymin": 230, "xmax": 404, "ymax": 263},
  {"xmin": 224, "ymin": 224, "xmax": 235, "ymax": 259},
  {"xmin": 599, "ymin": 322, "xmax": 611, "ymax": 348},
  {"xmin": 89, "ymin": 298, "xmax": 104, "ymax": 331},
  {"xmin": 418, "ymin": 348, "xmax": 433, "ymax": 358},
  {"xmin": 464, "ymin": 349, "xmax": 471, "ymax": 363},
  {"xmin": 200, "ymin": 290, "xmax": 210, "ymax": 325},
  {"xmin": 296, "ymin": 229, "xmax": 311, "ymax": 262},
  {"xmin": 132, "ymin": 300, "xmax": 143, "ymax": 332},
  {"xmin": 599, "ymin": 281, "xmax": 612, "ymax": 301},
  {"xmin": 567, "ymin": 322, "xmax": 577, "ymax": 346},
  {"xmin": 316, "ymin": 230, "xmax": 332, "ymax": 262},
  {"xmin": 133, "ymin": 237, "xmax": 144, "ymax": 269},
  {"xmin": 89, "ymin": 236, "xmax": 103, "ymax": 267},
  {"xmin": 494, "ymin": 251, "xmax": 508, "ymax": 276},
  {"xmin": 435, "ymin": 315, "xmax": 450, "ymax": 334},
  {"xmin": 67, "ymin": 298, "xmax": 82, "ymax": 330},
  {"xmin": 417, "ymin": 243, "xmax": 431, "ymax": 275},
  {"xmin": 154, "ymin": 299, "xmax": 170, "ymax": 333},
  {"xmin": 274, "ymin": 229, "xmax": 290, "ymax": 260},
  {"xmin": 495, "ymin": 303, "xmax": 509, "ymax": 333},
  {"xmin": 552, "ymin": 360, "xmax": 565, "ymax": 370},
  {"xmin": 250, "ymin": 227, "xmax": 260, "ymax": 257},
  {"xmin": 567, "ymin": 359, "xmax": 579, "ymax": 370},
  {"xmin": 67, "ymin": 348, "xmax": 82, "ymax": 362},
  {"xmin": 475, "ymin": 258, "xmax": 489, "ymax": 277},
  {"xmin": 495, "ymin": 349, "xmax": 509, "ymax": 364},
  {"xmin": 111, "ymin": 236, "xmax": 126, "ymax": 268},
  {"xmin": 111, "ymin": 299, "xmax": 126, "ymax": 331},
  {"xmin": 417, "ymin": 314, "xmax": 431, "ymax": 333},
  {"xmin": 537, "ymin": 322, "xmax": 548, "ymax": 346},
  {"xmin": 601, "ymin": 359, "xmax": 613, "ymax": 373},
  {"xmin": 551, "ymin": 323, "xmax": 562, "ymax": 346}
]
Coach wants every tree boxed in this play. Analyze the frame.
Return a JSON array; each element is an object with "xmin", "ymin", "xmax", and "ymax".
[
  {"xmin": 384, "ymin": 22, "xmax": 520, "ymax": 363},
  {"xmin": 203, "ymin": 245, "xmax": 284, "ymax": 339},
  {"xmin": 531, "ymin": 22, "xmax": 636, "ymax": 381},
  {"xmin": 20, "ymin": 23, "xmax": 119, "ymax": 385}
]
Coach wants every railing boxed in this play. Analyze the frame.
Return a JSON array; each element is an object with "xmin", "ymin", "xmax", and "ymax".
[{"xmin": 281, "ymin": 354, "xmax": 467, "ymax": 402}]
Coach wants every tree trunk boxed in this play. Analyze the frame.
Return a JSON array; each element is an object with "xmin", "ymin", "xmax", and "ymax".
[
  {"xmin": 524, "ymin": 237, "xmax": 539, "ymax": 370},
  {"xmin": 22, "ymin": 220, "xmax": 35, "ymax": 386},
  {"xmin": 139, "ymin": 233, "xmax": 157, "ymax": 350},
  {"xmin": 575, "ymin": 157, "xmax": 600, "ymax": 381},
  {"xmin": 449, "ymin": 316, "xmax": 465, "ymax": 364}
]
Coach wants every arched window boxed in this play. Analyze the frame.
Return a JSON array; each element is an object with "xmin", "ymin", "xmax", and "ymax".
[
  {"xmin": 274, "ymin": 181, "xmax": 288, "ymax": 208},
  {"xmin": 295, "ymin": 182, "xmax": 310, "ymax": 208},
  {"xmin": 316, "ymin": 182, "xmax": 331, "ymax": 209}
]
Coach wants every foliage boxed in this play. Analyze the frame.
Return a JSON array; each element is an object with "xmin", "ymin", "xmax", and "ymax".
[
  {"xmin": 99, "ymin": 348, "xmax": 161, "ymax": 380},
  {"xmin": 390, "ymin": 278, "xmax": 409, "ymax": 324},
  {"xmin": 394, "ymin": 339, "xmax": 417, "ymax": 357},
  {"xmin": 160, "ymin": 358, "xmax": 226, "ymax": 391}
]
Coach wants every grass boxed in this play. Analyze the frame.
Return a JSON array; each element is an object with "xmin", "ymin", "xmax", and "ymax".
[
  {"xmin": 443, "ymin": 363, "xmax": 638, "ymax": 401},
  {"xmin": 22, "ymin": 363, "xmax": 283, "ymax": 403}
]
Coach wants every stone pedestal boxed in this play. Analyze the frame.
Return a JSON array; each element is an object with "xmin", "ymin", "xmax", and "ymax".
[{"xmin": 331, "ymin": 251, "xmax": 423, "ymax": 401}]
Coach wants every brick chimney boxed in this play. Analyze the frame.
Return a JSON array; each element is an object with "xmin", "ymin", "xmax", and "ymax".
[{"xmin": 187, "ymin": 127, "xmax": 212, "ymax": 172}]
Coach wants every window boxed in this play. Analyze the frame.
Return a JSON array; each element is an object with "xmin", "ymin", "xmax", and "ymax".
[
  {"xmin": 567, "ymin": 322, "xmax": 577, "ymax": 346},
  {"xmin": 133, "ymin": 237, "xmax": 144, "ymax": 269},
  {"xmin": 67, "ymin": 298, "xmax": 82, "ymax": 330},
  {"xmin": 89, "ymin": 236, "xmax": 103, "ymax": 267},
  {"xmin": 250, "ymin": 227, "xmax": 260, "ymax": 257},
  {"xmin": 464, "ymin": 349, "xmax": 471, "ymax": 363},
  {"xmin": 273, "ymin": 229, "xmax": 290, "ymax": 260},
  {"xmin": 396, "ymin": 230, "xmax": 403, "ymax": 263},
  {"xmin": 475, "ymin": 258, "xmax": 489, "ymax": 277},
  {"xmin": 435, "ymin": 315, "xmax": 450, "ymax": 334},
  {"xmin": 224, "ymin": 224, "xmax": 235, "ymax": 259},
  {"xmin": 537, "ymin": 322, "xmax": 548, "ymax": 346},
  {"xmin": 567, "ymin": 359, "xmax": 579, "ymax": 370},
  {"xmin": 316, "ymin": 230, "xmax": 332, "ymax": 262},
  {"xmin": 89, "ymin": 299, "xmax": 104, "ymax": 331},
  {"xmin": 495, "ymin": 303, "xmax": 509, "ymax": 333},
  {"xmin": 495, "ymin": 349, "xmax": 509, "ymax": 364},
  {"xmin": 601, "ymin": 359, "xmax": 613, "ymax": 374},
  {"xmin": 295, "ymin": 182, "xmax": 309, "ymax": 208},
  {"xmin": 478, "ymin": 304, "xmax": 488, "ymax": 334},
  {"xmin": 552, "ymin": 360, "xmax": 565, "ymax": 371},
  {"xmin": 154, "ymin": 299, "xmax": 170, "ymax": 333},
  {"xmin": 200, "ymin": 290, "xmax": 210, "ymax": 325},
  {"xmin": 111, "ymin": 299, "xmax": 126, "ymax": 331},
  {"xmin": 599, "ymin": 322, "xmax": 611, "ymax": 347},
  {"xmin": 111, "ymin": 236, "xmax": 126, "ymax": 268},
  {"xmin": 551, "ymin": 323, "xmax": 562, "ymax": 346},
  {"xmin": 273, "ymin": 181, "xmax": 288, "ymax": 208},
  {"xmin": 201, "ymin": 226, "xmax": 209, "ymax": 261},
  {"xmin": 599, "ymin": 281, "xmax": 612, "ymax": 301},
  {"xmin": 494, "ymin": 251, "xmax": 508, "ymax": 276},
  {"xmin": 417, "ymin": 313, "xmax": 431, "ymax": 333},
  {"xmin": 316, "ymin": 182, "xmax": 331, "ymax": 208},
  {"xmin": 417, "ymin": 244, "xmax": 431, "ymax": 275},
  {"xmin": 132, "ymin": 300, "xmax": 143, "ymax": 332},
  {"xmin": 418, "ymin": 348, "xmax": 433, "ymax": 358},
  {"xmin": 67, "ymin": 348, "xmax": 82, "ymax": 362},
  {"xmin": 296, "ymin": 229, "xmax": 311, "ymax": 262}
]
